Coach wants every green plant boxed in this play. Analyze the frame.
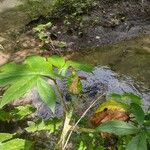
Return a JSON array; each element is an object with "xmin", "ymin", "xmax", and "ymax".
[
  {"xmin": 0, "ymin": 133, "xmax": 32, "ymax": 150},
  {"xmin": 96, "ymin": 93, "xmax": 150, "ymax": 150},
  {"xmin": 0, "ymin": 55, "xmax": 92, "ymax": 112},
  {"xmin": 33, "ymin": 22, "xmax": 52, "ymax": 43},
  {"xmin": 0, "ymin": 55, "xmax": 149, "ymax": 150},
  {"xmin": 0, "ymin": 55, "xmax": 93, "ymax": 149},
  {"xmin": 0, "ymin": 105, "xmax": 36, "ymax": 150}
]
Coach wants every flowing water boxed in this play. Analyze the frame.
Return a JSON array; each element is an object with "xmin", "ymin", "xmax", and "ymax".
[{"xmin": 71, "ymin": 35, "xmax": 150, "ymax": 109}]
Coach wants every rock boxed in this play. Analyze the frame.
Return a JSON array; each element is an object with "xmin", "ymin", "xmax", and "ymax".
[
  {"xmin": 0, "ymin": 36, "xmax": 5, "ymax": 43},
  {"xmin": 0, "ymin": 51, "xmax": 9, "ymax": 65}
]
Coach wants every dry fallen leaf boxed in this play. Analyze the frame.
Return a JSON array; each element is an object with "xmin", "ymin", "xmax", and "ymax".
[
  {"xmin": 90, "ymin": 100, "xmax": 130, "ymax": 139},
  {"xmin": 91, "ymin": 109, "xmax": 129, "ymax": 127}
]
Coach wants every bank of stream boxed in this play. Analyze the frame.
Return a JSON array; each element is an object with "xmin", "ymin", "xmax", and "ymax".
[{"xmin": 0, "ymin": 0, "xmax": 150, "ymax": 149}]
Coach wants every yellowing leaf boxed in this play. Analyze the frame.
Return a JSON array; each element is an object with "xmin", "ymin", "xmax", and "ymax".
[
  {"xmin": 96, "ymin": 100, "xmax": 129, "ymax": 113},
  {"xmin": 68, "ymin": 75, "xmax": 82, "ymax": 94}
]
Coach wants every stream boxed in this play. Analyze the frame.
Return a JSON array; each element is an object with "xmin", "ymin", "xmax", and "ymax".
[
  {"xmin": 0, "ymin": 0, "xmax": 150, "ymax": 117},
  {"xmin": 0, "ymin": 1, "xmax": 150, "ymax": 149}
]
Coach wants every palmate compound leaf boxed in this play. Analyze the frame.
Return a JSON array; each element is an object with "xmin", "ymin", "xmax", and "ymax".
[
  {"xmin": 0, "ymin": 56, "xmax": 61, "ymax": 88},
  {"xmin": 96, "ymin": 120, "xmax": 139, "ymax": 136},
  {"xmin": 37, "ymin": 77, "xmax": 56, "ymax": 113},
  {"xmin": 126, "ymin": 132, "xmax": 147, "ymax": 150},
  {"xmin": 0, "ymin": 76, "xmax": 37, "ymax": 108}
]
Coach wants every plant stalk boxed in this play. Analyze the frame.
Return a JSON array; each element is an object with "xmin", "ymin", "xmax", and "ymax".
[{"xmin": 53, "ymin": 79, "xmax": 69, "ymax": 114}]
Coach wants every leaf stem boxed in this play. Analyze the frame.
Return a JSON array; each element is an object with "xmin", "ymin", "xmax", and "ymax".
[{"xmin": 53, "ymin": 79, "xmax": 69, "ymax": 114}]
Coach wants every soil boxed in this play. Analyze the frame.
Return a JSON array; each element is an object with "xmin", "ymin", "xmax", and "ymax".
[{"xmin": 0, "ymin": 0, "xmax": 149, "ymax": 56}]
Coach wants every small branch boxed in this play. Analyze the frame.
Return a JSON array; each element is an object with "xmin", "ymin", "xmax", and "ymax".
[
  {"xmin": 72, "ymin": 126, "xmax": 96, "ymax": 133},
  {"xmin": 53, "ymin": 79, "xmax": 69, "ymax": 114}
]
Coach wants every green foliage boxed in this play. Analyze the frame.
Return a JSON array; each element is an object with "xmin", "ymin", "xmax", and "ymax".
[
  {"xmin": 33, "ymin": 22, "xmax": 52, "ymax": 42},
  {"xmin": 52, "ymin": 0, "xmax": 96, "ymax": 17},
  {"xmin": 0, "ymin": 138, "xmax": 32, "ymax": 150},
  {"xmin": 108, "ymin": 93, "xmax": 142, "ymax": 105},
  {"xmin": 0, "ymin": 105, "xmax": 36, "ymax": 121},
  {"xmin": 0, "ymin": 55, "xmax": 93, "ymax": 113},
  {"xmin": 130, "ymin": 103, "xmax": 145, "ymax": 125},
  {"xmin": 11, "ymin": 105, "xmax": 36, "ymax": 120},
  {"xmin": 96, "ymin": 99, "xmax": 129, "ymax": 113},
  {"xmin": 96, "ymin": 120, "xmax": 139, "ymax": 136},
  {"xmin": 96, "ymin": 93, "xmax": 149, "ymax": 150},
  {"xmin": 25, "ymin": 118, "xmax": 62, "ymax": 133},
  {"xmin": 37, "ymin": 77, "xmax": 56, "ymax": 113},
  {"xmin": 0, "ymin": 133, "xmax": 32, "ymax": 150},
  {"xmin": 126, "ymin": 132, "xmax": 147, "ymax": 150},
  {"xmin": 0, "ymin": 54, "xmax": 149, "ymax": 149},
  {"xmin": 78, "ymin": 141, "xmax": 87, "ymax": 150},
  {"xmin": 0, "ymin": 133, "xmax": 14, "ymax": 142},
  {"xmin": 0, "ymin": 76, "xmax": 37, "ymax": 108}
]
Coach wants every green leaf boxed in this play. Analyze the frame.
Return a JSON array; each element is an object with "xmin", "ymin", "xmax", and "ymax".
[
  {"xmin": 37, "ymin": 77, "xmax": 56, "ymax": 113},
  {"xmin": 0, "ymin": 110, "xmax": 12, "ymax": 121},
  {"xmin": 78, "ymin": 141, "xmax": 87, "ymax": 150},
  {"xmin": 66, "ymin": 60, "xmax": 93, "ymax": 72},
  {"xmin": 58, "ymin": 67, "xmax": 68, "ymax": 76},
  {"xmin": 0, "ymin": 64, "xmax": 27, "ymax": 87},
  {"xmin": 48, "ymin": 55, "xmax": 65, "ymax": 69},
  {"xmin": 122, "ymin": 93, "xmax": 142, "ymax": 105},
  {"xmin": 0, "ymin": 76, "xmax": 37, "ymax": 108},
  {"xmin": 108, "ymin": 93, "xmax": 122, "ymax": 101},
  {"xmin": 145, "ymin": 113, "xmax": 150, "ymax": 120},
  {"xmin": 96, "ymin": 120, "xmax": 139, "ymax": 136},
  {"xmin": 11, "ymin": 105, "xmax": 36, "ymax": 120},
  {"xmin": 0, "ymin": 138, "xmax": 32, "ymax": 150},
  {"xmin": 25, "ymin": 56, "xmax": 57, "ymax": 78},
  {"xmin": 33, "ymin": 22, "xmax": 52, "ymax": 32},
  {"xmin": 25, "ymin": 118, "xmax": 62, "ymax": 133},
  {"xmin": 26, "ymin": 55, "xmax": 62, "ymax": 79},
  {"xmin": 126, "ymin": 132, "xmax": 147, "ymax": 150},
  {"xmin": 96, "ymin": 100, "xmax": 129, "ymax": 113},
  {"xmin": 0, "ymin": 133, "xmax": 14, "ymax": 142},
  {"xmin": 68, "ymin": 74, "xmax": 83, "ymax": 94},
  {"xmin": 146, "ymin": 132, "xmax": 150, "ymax": 144},
  {"xmin": 130, "ymin": 103, "xmax": 145, "ymax": 125}
]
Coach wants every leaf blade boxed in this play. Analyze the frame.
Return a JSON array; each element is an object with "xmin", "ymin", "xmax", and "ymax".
[
  {"xmin": 130, "ymin": 103, "xmax": 145, "ymax": 125},
  {"xmin": 0, "ymin": 76, "xmax": 37, "ymax": 108},
  {"xmin": 96, "ymin": 120, "xmax": 139, "ymax": 136},
  {"xmin": 126, "ymin": 132, "xmax": 147, "ymax": 150},
  {"xmin": 37, "ymin": 78, "xmax": 56, "ymax": 113}
]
